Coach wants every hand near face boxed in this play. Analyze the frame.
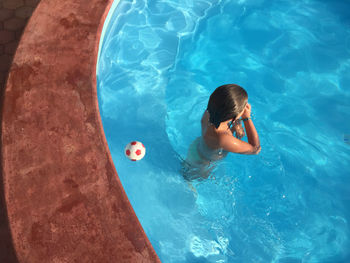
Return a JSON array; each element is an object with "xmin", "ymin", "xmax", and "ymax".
[{"xmin": 241, "ymin": 102, "xmax": 251, "ymax": 119}]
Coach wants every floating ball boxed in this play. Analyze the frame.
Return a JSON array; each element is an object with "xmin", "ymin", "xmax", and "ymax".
[{"xmin": 124, "ymin": 141, "xmax": 146, "ymax": 161}]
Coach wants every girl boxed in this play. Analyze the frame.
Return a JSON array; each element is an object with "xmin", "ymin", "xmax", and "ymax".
[{"xmin": 181, "ymin": 84, "xmax": 261, "ymax": 183}]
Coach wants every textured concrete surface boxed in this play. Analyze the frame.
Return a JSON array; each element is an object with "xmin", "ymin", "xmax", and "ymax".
[{"xmin": 1, "ymin": 0, "xmax": 161, "ymax": 262}]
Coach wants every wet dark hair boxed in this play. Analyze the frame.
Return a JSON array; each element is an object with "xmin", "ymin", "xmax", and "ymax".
[{"xmin": 207, "ymin": 84, "xmax": 248, "ymax": 129}]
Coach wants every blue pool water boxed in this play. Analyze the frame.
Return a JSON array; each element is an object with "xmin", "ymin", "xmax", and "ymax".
[{"xmin": 97, "ymin": 0, "xmax": 350, "ymax": 262}]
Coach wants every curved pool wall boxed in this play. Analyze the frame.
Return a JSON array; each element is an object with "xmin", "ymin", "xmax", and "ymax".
[{"xmin": 1, "ymin": 0, "xmax": 160, "ymax": 261}]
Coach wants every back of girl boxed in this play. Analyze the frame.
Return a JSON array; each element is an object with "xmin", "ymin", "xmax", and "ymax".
[{"xmin": 181, "ymin": 84, "xmax": 261, "ymax": 182}]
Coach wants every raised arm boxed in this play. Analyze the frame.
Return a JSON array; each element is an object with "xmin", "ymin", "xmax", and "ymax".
[
  {"xmin": 220, "ymin": 103, "xmax": 261, "ymax": 155},
  {"xmin": 242, "ymin": 118, "xmax": 261, "ymax": 154}
]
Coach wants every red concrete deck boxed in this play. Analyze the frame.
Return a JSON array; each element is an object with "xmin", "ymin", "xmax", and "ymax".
[{"xmin": 1, "ymin": 0, "xmax": 160, "ymax": 262}]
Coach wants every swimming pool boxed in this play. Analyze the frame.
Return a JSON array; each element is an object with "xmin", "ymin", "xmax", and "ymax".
[{"xmin": 97, "ymin": 0, "xmax": 350, "ymax": 262}]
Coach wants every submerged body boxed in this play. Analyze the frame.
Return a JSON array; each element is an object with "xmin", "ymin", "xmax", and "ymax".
[{"xmin": 181, "ymin": 110, "xmax": 233, "ymax": 181}]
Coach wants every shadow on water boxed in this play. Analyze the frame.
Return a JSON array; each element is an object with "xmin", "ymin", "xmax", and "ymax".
[
  {"xmin": 314, "ymin": 0, "xmax": 350, "ymax": 26},
  {"xmin": 0, "ymin": 83, "xmax": 19, "ymax": 262},
  {"xmin": 185, "ymin": 252, "xmax": 211, "ymax": 263}
]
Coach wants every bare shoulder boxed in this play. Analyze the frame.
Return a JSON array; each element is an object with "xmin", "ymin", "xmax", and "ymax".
[
  {"xmin": 201, "ymin": 109, "xmax": 209, "ymax": 124},
  {"xmin": 201, "ymin": 110, "xmax": 211, "ymax": 136}
]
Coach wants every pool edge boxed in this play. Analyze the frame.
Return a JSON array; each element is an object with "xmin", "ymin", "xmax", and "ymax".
[{"xmin": 1, "ymin": 0, "xmax": 161, "ymax": 261}]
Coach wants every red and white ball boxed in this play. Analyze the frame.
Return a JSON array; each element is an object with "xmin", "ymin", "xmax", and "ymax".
[{"xmin": 124, "ymin": 141, "xmax": 146, "ymax": 161}]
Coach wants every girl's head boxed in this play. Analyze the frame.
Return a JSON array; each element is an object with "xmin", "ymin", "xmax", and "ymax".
[{"xmin": 207, "ymin": 84, "xmax": 248, "ymax": 129}]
